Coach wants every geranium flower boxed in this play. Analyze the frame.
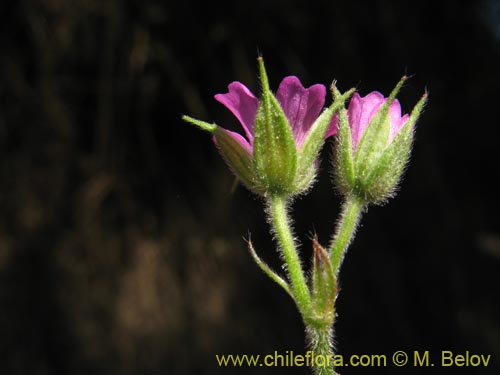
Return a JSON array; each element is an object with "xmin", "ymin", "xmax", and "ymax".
[
  {"xmin": 334, "ymin": 91, "xmax": 410, "ymax": 150},
  {"xmin": 214, "ymin": 76, "xmax": 327, "ymax": 153},
  {"xmin": 331, "ymin": 79, "xmax": 427, "ymax": 203},
  {"xmin": 183, "ymin": 58, "xmax": 353, "ymax": 196}
]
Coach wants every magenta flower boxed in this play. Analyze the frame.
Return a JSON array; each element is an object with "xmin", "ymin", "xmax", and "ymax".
[
  {"xmin": 214, "ymin": 76, "xmax": 329, "ymax": 153},
  {"xmin": 183, "ymin": 58, "xmax": 354, "ymax": 196},
  {"xmin": 331, "ymin": 91, "xmax": 410, "ymax": 149},
  {"xmin": 331, "ymin": 79, "xmax": 427, "ymax": 203}
]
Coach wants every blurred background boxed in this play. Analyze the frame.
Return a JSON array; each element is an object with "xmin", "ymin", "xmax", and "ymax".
[{"xmin": 1, "ymin": 0, "xmax": 499, "ymax": 374}]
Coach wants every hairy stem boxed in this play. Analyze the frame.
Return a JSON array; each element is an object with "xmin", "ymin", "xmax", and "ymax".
[
  {"xmin": 306, "ymin": 324, "xmax": 337, "ymax": 375},
  {"xmin": 330, "ymin": 195, "xmax": 365, "ymax": 274},
  {"xmin": 268, "ymin": 195, "xmax": 311, "ymax": 314}
]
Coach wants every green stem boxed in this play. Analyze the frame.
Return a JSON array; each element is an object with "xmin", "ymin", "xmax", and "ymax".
[
  {"xmin": 306, "ymin": 324, "xmax": 336, "ymax": 375},
  {"xmin": 268, "ymin": 195, "xmax": 311, "ymax": 313},
  {"xmin": 330, "ymin": 195, "xmax": 365, "ymax": 274}
]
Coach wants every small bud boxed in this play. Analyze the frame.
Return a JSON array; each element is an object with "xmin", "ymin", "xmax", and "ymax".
[
  {"xmin": 332, "ymin": 79, "xmax": 427, "ymax": 204},
  {"xmin": 310, "ymin": 237, "xmax": 336, "ymax": 326}
]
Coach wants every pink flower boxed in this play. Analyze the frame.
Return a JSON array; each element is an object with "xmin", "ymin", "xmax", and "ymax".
[
  {"xmin": 214, "ymin": 77, "xmax": 330, "ymax": 153},
  {"xmin": 331, "ymin": 92, "xmax": 410, "ymax": 149},
  {"xmin": 183, "ymin": 58, "xmax": 355, "ymax": 196},
  {"xmin": 331, "ymin": 79, "xmax": 427, "ymax": 204}
]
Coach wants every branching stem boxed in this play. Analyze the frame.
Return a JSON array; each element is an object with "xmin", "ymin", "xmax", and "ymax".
[
  {"xmin": 268, "ymin": 195, "xmax": 311, "ymax": 314},
  {"xmin": 330, "ymin": 195, "xmax": 365, "ymax": 274}
]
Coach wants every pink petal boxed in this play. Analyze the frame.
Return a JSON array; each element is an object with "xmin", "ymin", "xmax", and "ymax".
[
  {"xmin": 212, "ymin": 127, "xmax": 253, "ymax": 155},
  {"xmin": 388, "ymin": 99, "xmax": 409, "ymax": 142},
  {"xmin": 326, "ymin": 113, "xmax": 339, "ymax": 138},
  {"xmin": 276, "ymin": 76, "xmax": 326, "ymax": 148},
  {"xmin": 350, "ymin": 92, "xmax": 385, "ymax": 148},
  {"xmin": 214, "ymin": 82, "xmax": 259, "ymax": 145}
]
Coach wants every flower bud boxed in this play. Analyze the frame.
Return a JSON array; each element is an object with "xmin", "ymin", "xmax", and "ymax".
[
  {"xmin": 309, "ymin": 237, "xmax": 336, "ymax": 326},
  {"xmin": 332, "ymin": 79, "xmax": 427, "ymax": 204}
]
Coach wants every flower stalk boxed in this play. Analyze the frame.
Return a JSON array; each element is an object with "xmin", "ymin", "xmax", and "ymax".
[
  {"xmin": 182, "ymin": 57, "xmax": 427, "ymax": 375},
  {"xmin": 267, "ymin": 195, "xmax": 311, "ymax": 315},
  {"xmin": 330, "ymin": 195, "xmax": 365, "ymax": 274}
]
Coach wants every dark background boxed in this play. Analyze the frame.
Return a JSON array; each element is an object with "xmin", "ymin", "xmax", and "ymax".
[{"xmin": 0, "ymin": 0, "xmax": 499, "ymax": 374}]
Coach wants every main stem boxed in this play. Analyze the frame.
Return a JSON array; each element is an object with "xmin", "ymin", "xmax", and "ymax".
[
  {"xmin": 268, "ymin": 195, "xmax": 364, "ymax": 375},
  {"xmin": 330, "ymin": 195, "xmax": 365, "ymax": 274},
  {"xmin": 268, "ymin": 195, "xmax": 311, "ymax": 313},
  {"xmin": 306, "ymin": 324, "xmax": 336, "ymax": 375}
]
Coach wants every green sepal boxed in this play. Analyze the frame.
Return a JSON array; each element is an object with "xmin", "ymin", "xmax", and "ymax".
[
  {"xmin": 292, "ymin": 162, "xmax": 317, "ymax": 194},
  {"xmin": 332, "ymin": 86, "xmax": 356, "ymax": 195},
  {"xmin": 253, "ymin": 57, "xmax": 297, "ymax": 196},
  {"xmin": 213, "ymin": 127, "xmax": 262, "ymax": 194},
  {"xmin": 362, "ymin": 92, "xmax": 427, "ymax": 203},
  {"xmin": 361, "ymin": 118, "xmax": 414, "ymax": 203},
  {"xmin": 182, "ymin": 115, "xmax": 217, "ymax": 132}
]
